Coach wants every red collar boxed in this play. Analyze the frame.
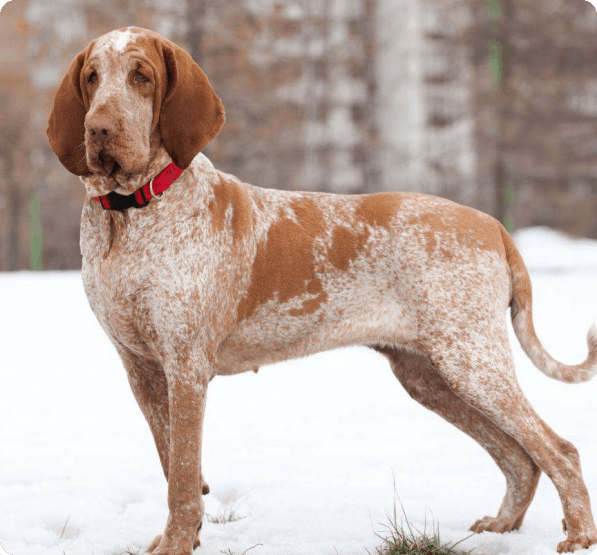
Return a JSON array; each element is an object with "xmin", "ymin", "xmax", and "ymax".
[{"xmin": 93, "ymin": 162, "xmax": 183, "ymax": 210}]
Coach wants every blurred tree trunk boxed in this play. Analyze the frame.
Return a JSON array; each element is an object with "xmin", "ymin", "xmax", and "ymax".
[
  {"xmin": 490, "ymin": 0, "xmax": 512, "ymax": 229},
  {"xmin": 466, "ymin": 0, "xmax": 597, "ymax": 236},
  {"xmin": 8, "ymin": 180, "xmax": 21, "ymax": 271},
  {"xmin": 0, "ymin": 93, "xmax": 30, "ymax": 270},
  {"xmin": 187, "ymin": 0, "xmax": 207, "ymax": 65},
  {"xmin": 361, "ymin": 0, "xmax": 381, "ymax": 192}
]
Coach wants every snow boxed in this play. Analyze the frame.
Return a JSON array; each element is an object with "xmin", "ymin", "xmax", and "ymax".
[
  {"xmin": 515, "ymin": 227, "xmax": 597, "ymax": 273},
  {"xmin": 0, "ymin": 227, "xmax": 596, "ymax": 555}
]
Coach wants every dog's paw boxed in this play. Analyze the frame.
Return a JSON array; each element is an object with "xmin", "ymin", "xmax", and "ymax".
[
  {"xmin": 146, "ymin": 528, "xmax": 201, "ymax": 553},
  {"xmin": 146, "ymin": 534, "xmax": 162, "ymax": 553},
  {"xmin": 146, "ymin": 541, "xmax": 193, "ymax": 555},
  {"xmin": 147, "ymin": 549, "xmax": 193, "ymax": 555},
  {"xmin": 557, "ymin": 535, "xmax": 597, "ymax": 553},
  {"xmin": 193, "ymin": 522, "xmax": 202, "ymax": 549},
  {"xmin": 470, "ymin": 515, "xmax": 520, "ymax": 534}
]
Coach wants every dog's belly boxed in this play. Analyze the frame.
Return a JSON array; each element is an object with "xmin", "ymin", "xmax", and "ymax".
[{"xmin": 215, "ymin": 275, "xmax": 418, "ymax": 375}]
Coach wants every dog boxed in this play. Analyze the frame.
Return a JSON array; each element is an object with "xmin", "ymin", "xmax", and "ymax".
[{"xmin": 46, "ymin": 27, "xmax": 597, "ymax": 554}]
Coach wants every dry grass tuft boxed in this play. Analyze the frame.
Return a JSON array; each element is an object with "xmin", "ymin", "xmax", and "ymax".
[
  {"xmin": 207, "ymin": 505, "xmax": 246, "ymax": 525},
  {"xmin": 219, "ymin": 543, "xmax": 263, "ymax": 555},
  {"xmin": 370, "ymin": 500, "xmax": 474, "ymax": 555}
]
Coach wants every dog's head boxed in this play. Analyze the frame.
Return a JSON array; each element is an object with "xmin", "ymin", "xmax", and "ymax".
[{"xmin": 47, "ymin": 27, "xmax": 225, "ymax": 195}]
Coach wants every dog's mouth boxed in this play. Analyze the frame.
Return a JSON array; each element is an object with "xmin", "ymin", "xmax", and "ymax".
[
  {"xmin": 95, "ymin": 151, "xmax": 121, "ymax": 177},
  {"xmin": 85, "ymin": 142, "xmax": 151, "ymax": 195},
  {"xmin": 85, "ymin": 151, "xmax": 137, "ymax": 195}
]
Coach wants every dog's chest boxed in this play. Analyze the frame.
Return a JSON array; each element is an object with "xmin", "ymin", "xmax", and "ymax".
[
  {"xmin": 80, "ymin": 202, "xmax": 249, "ymax": 360},
  {"xmin": 82, "ymin": 244, "xmax": 154, "ymax": 355},
  {"xmin": 81, "ymin": 207, "xmax": 175, "ymax": 355}
]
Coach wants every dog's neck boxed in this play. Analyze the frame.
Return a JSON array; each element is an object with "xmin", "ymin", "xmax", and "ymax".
[{"xmin": 79, "ymin": 152, "xmax": 221, "ymax": 262}]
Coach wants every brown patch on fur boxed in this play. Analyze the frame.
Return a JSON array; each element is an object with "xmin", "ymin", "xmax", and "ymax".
[
  {"xmin": 288, "ymin": 278, "xmax": 327, "ymax": 317},
  {"xmin": 237, "ymin": 197, "xmax": 327, "ymax": 321},
  {"xmin": 410, "ymin": 204, "xmax": 504, "ymax": 257},
  {"xmin": 328, "ymin": 225, "xmax": 370, "ymax": 271},
  {"xmin": 289, "ymin": 196, "xmax": 326, "ymax": 236},
  {"xmin": 355, "ymin": 192, "xmax": 403, "ymax": 229},
  {"xmin": 326, "ymin": 192, "xmax": 402, "ymax": 272},
  {"xmin": 208, "ymin": 173, "xmax": 253, "ymax": 242}
]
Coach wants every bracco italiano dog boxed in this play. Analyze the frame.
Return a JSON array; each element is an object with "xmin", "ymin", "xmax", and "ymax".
[{"xmin": 47, "ymin": 27, "xmax": 597, "ymax": 554}]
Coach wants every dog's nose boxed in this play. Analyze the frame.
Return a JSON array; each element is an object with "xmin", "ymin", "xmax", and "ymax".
[{"xmin": 86, "ymin": 114, "xmax": 117, "ymax": 143}]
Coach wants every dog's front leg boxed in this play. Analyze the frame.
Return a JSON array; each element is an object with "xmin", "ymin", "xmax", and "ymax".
[{"xmin": 149, "ymin": 357, "xmax": 209, "ymax": 555}]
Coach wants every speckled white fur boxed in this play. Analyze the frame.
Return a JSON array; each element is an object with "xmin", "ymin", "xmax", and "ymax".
[{"xmin": 113, "ymin": 28, "xmax": 138, "ymax": 53}]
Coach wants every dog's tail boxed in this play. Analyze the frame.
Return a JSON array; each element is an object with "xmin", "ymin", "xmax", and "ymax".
[{"xmin": 501, "ymin": 225, "xmax": 597, "ymax": 383}]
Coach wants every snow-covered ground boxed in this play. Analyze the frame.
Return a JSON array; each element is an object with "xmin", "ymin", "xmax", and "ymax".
[{"xmin": 0, "ymin": 227, "xmax": 596, "ymax": 555}]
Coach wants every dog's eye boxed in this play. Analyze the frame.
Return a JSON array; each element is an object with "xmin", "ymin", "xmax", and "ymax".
[
  {"xmin": 87, "ymin": 72, "xmax": 98, "ymax": 84},
  {"xmin": 135, "ymin": 72, "xmax": 148, "ymax": 83}
]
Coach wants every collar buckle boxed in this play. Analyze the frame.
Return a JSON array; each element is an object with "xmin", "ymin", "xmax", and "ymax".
[{"xmin": 149, "ymin": 177, "xmax": 164, "ymax": 200}]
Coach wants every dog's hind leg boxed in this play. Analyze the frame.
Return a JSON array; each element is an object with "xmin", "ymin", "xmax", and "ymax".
[
  {"xmin": 419, "ymin": 328, "xmax": 596, "ymax": 553},
  {"xmin": 375, "ymin": 345, "xmax": 541, "ymax": 534}
]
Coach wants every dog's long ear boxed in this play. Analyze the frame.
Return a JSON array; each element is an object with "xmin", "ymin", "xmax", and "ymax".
[
  {"xmin": 159, "ymin": 41, "xmax": 225, "ymax": 169},
  {"xmin": 46, "ymin": 44, "xmax": 93, "ymax": 176}
]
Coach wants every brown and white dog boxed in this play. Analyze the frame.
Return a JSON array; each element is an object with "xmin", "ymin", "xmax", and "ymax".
[{"xmin": 47, "ymin": 27, "xmax": 597, "ymax": 554}]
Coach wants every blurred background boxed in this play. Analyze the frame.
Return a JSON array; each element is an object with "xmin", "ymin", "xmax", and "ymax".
[{"xmin": 1, "ymin": 0, "xmax": 597, "ymax": 271}]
